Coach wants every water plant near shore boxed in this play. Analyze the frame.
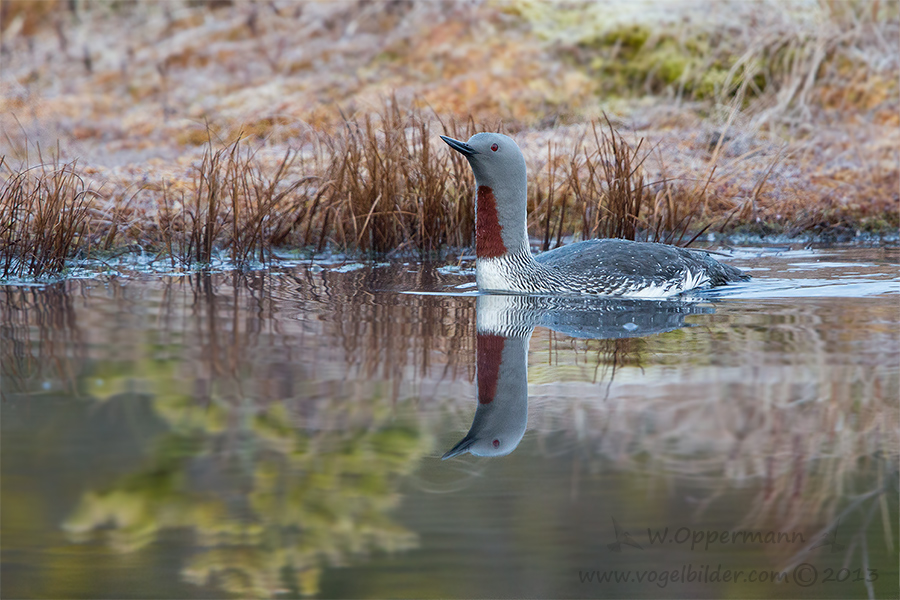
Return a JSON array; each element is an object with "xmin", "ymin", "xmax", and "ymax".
[
  {"xmin": 0, "ymin": 153, "xmax": 96, "ymax": 279},
  {"xmin": 2, "ymin": 100, "xmax": 897, "ymax": 280},
  {"xmin": 2, "ymin": 0, "xmax": 896, "ymax": 279},
  {"xmin": 0, "ymin": 111, "xmax": 686, "ymax": 277}
]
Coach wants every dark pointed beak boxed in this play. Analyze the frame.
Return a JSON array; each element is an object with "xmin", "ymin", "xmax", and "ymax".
[
  {"xmin": 440, "ymin": 135, "xmax": 478, "ymax": 157},
  {"xmin": 441, "ymin": 433, "xmax": 476, "ymax": 460}
]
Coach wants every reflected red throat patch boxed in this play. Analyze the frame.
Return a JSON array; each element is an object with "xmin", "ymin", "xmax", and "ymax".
[
  {"xmin": 477, "ymin": 333, "xmax": 505, "ymax": 404},
  {"xmin": 476, "ymin": 186, "xmax": 507, "ymax": 258}
]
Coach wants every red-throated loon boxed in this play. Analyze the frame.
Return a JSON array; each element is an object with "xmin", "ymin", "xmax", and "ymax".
[{"xmin": 441, "ymin": 132, "xmax": 748, "ymax": 297}]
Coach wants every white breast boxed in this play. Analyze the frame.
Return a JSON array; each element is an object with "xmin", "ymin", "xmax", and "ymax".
[{"xmin": 476, "ymin": 257, "xmax": 521, "ymax": 293}]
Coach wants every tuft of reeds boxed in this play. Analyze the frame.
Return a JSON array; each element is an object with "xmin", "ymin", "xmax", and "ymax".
[
  {"xmin": 0, "ymin": 153, "xmax": 96, "ymax": 279},
  {"xmin": 157, "ymin": 140, "xmax": 226, "ymax": 268},
  {"xmin": 157, "ymin": 131, "xmax": 318, "ymax": 269},
  {"xmin": 2, "ymin": 96, "xmax": 893, "ymax": 281},
  {"xmin": 530, "ymin": 115, "xmax": 721, "ymax": 249},
  {"xmin": 0, "ymin": 108, "xmax": 769, "ymax": 281},
  {"xmin": 151, "ymin": 106, "xmax": 477, "ymax": 267},
  {"xmin": 575, "ymin": 116, "xmax": 648, "ymax": 242},
  {"xmin": 316, "ymin": 103, "xmax": 476, "ymax": 255},
  {"xmin": 226, "ymin": 146, "xmax": 316, "ymax": 268}
]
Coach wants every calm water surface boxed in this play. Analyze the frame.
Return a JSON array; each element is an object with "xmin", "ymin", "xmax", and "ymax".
[{"xmin": 2, "ymin": 246, "xmax": 898, "ymax": 599}]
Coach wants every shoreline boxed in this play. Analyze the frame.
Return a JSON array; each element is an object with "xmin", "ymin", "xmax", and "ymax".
[{"xmin": 2, "ymin": 1, "xmax": 898, "ymax": 278}]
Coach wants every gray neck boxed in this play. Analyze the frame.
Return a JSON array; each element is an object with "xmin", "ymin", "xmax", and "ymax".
[
  {"xmin": 491, "ymin": 181, "xmax": 530, "ymax": 254},
  {"xmin": 470, "ymin": 160, "xmax": 531, "ymax": 255}
]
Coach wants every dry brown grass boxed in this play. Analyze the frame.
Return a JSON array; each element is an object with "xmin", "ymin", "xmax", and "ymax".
[
  {"xmin": 2, "ymin": 97, "xmax": 894, "ymax": 279},
  {"xmin": 0, "ymin": 150, "xmax": 97, "ymax": 279},
  {"xmin": 529, "ymin": 116, "xmax": 650, "ymax": 250},
  {"xmin": 1, "ymin": 0, "xmax": 896, "ymax": 279},
  {"xmin": 156, "ymin": 131, "xmax": 315, "ymax": 268},
  {"xmin": 0, "ymin": 107, "xmax": 707, "ymax": 277},
  {"xmin": 314, "ymin": 104, "xmax": 476, "ymax": 255},
  {"xmin": 525, "ymin": 113, "xmax": 774, "ymax": 249}
]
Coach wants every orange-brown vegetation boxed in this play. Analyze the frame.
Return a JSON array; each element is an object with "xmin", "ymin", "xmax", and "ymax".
[{"xmin": 1, "ymin": 1, "xmax": 897, "ymax": 275}]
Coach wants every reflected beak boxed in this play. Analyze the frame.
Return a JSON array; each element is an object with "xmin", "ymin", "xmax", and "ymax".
[
  {"xmin": 440, "ymin": 135, "xmax": 478, "ymax": 157},
  {"xmin": 441, "ymin": 433, "xmax": 475, "ymax": 460}
]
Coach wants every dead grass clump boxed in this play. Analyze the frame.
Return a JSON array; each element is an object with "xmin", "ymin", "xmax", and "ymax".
[
  {"xmin": 0, "ymin": 105, "xmax": 478, "ymax": 276},
  {"xmin": 529, "ymin": 116, "xmax": 730, "ymax": 249},
  {"xmin": 0, "ymin": 154, "xmax": 96, "ymax": 279},
  {"xmin": 157, "ymin": 132, "xmax": 317, "ymax": 268},
  {"xmin": 577, "ymin": 117, "xmax": 647, "ymax": 242},
  {"xmin": 1, "ymin": 104, "xmax": 892, "ymax": 280},
  {"xmin": 530, "ymin": 116, "xmax": 647, "ymax": 250},
  {"xmin": 155, "ymin": 104, "xmax": 479, "ymax": 261},
  {"xmin": 315, "ymin": 104, "xmax": 476, "ymax": 255},
  {"xmin": 226, "ymin": 148, "xmax": 309, "ymax": 267}
]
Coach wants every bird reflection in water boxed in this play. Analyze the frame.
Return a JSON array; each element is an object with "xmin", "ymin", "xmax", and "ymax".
[{"xmin": 443, "ymin": 294, "xmax": 713, "ymax": 459}]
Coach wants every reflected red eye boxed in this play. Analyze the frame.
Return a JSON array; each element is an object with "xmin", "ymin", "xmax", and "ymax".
[
  {"xmin": 492, "ymin": 439, "xmax": 500, "ymax": 448},
  {"xmin": 490, "ymin": 143, "xmax": 499, "ymax": 152}
]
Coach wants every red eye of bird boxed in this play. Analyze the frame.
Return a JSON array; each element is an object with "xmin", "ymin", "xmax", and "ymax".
[
  {"xmin": 490, "ymin": 143, "xmax": 499, "ymax": 152},
  {"xmin": 492, "ymin": 439, "xmax": 500, "ymax": 448}
]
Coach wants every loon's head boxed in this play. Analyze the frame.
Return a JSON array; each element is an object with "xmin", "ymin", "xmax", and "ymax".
[
  {"xmin": 440, "ymin": 132, "xmax": 530, "ymax": 258},
  {"xmin": 440, "ymin": 132, "xmax": 527, "ymax": 193}
]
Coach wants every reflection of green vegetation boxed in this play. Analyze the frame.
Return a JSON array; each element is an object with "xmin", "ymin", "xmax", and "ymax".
[
  {"xmin": 64, "ymin": 431, "xmax": 210, "ymax": 553},
  {"xmin": 64, "ymin": 362, "xmax": 429, "ymax": 597},
  {"xmin": 6, "ymin": 274, "xmax": 897, "ymax": 598}
]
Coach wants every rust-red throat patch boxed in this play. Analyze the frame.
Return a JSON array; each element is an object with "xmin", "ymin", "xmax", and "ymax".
[
  {"xmin": 477, "ymin": 333, "xmax": 505, "ymax": 404},
  {"xmin": 476, "ymin": 186, "xmax": 507, "ymax": 259}
]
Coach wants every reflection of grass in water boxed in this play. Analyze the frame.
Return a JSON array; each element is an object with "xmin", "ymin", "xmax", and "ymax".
[
  {"xmin": 494, "ymin": 300, "xmax": 897, "ymax": 581},
  {"xmin": 64, "ymin": 394, "xmax": 428, "ymax": 597},
  {"xmin": 20, "ymin": 273, "xmax": 441, "ymax": 598},
  {"xmin": 0, "ymin": 283, "xmax": 85, "ymax": 398},
  {"xmin": 5, "ymin": 270, "xmax": 897, "ymax": 594},
  {"xmin": 532, "ymin": 301, "xmax": 899, "ymax": 576}
]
